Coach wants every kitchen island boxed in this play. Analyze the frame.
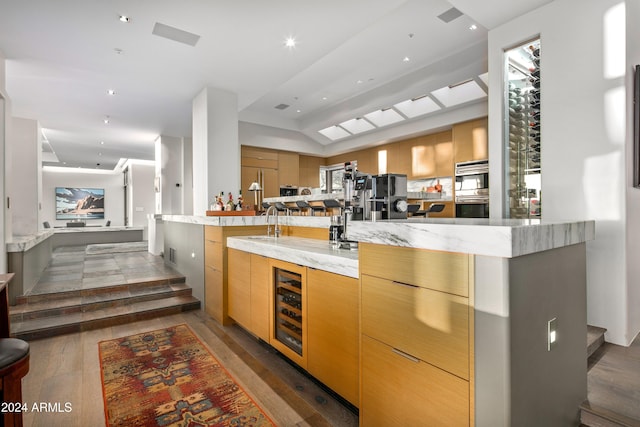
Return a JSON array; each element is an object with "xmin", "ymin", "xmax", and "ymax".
[{"xmin": 160, "ymin": 214, "xmax": 594, "ymax": 426}]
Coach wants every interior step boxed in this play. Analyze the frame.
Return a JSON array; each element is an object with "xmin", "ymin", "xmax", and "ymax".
[
  {"xmin": 10, "ymin": 279, "xmax": 200, "ymax": 341},
  {"xmin": 581, "ymin": 401, "xmax": 640, "ymax": 427},
  {"xmin": 588, "ymin": 325, "xmax": 607, "ymax": 359}
]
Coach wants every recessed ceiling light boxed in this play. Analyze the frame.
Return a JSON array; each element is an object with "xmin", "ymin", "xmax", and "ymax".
[
  {"xmin": 107, "ymin": 89, "xmax": 116, "ymax": 95},
  {"xmin": 100, "ymin": 141, "xmax": 105, "ymax": 145},
  {"xmin": 296, "ymin": 109, "xmax": 301, "ymax": 113},
  {"xmin": 322, "ymin": 97, "xmax": 328, "ymax": 101},
  {"xmin": 469, "ymin": 24, "xmax": 478, "ymax": 30},
  {"xmin": 104, "ymin": 116, "xmax": 110, "ymax": 124},
  {"xmin": 284, "ymin": 36, "xmax": 297, "ymax": 48},
  {"xmin": 356, "ymin": 80, "xmax": 363, "ymax": 84},
  {"xmin": 403, "ymin": 56, "xmax": 410, "ymax": 62},
  {"xmin": 119, "ymin": 15, "xmax": 130, "ymax": 23}
]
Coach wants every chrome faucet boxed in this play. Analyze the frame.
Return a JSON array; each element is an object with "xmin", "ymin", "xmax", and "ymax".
[{"xmin": 265, "ymin": 205, "xmax": 281, "ymax": 238}]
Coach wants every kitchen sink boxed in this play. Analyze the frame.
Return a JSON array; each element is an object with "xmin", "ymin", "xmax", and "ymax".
[{"xmin": 247, "ymin": 236, "xmax": 276, "ymax": 240}]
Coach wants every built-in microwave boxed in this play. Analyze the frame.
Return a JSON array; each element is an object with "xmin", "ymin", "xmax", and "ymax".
[
  {"xmin": 455, "ymin": 160, "xmax": 489, "ymax": 218},
  {"xmin": 279, "ymin": 186, "xmax": 298, "ymax": 197}
]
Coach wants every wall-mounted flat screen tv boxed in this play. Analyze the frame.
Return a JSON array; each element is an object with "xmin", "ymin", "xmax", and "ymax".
[{"xmin": 56, "ymin": 187, "xmax": 105, "ymax": 220}]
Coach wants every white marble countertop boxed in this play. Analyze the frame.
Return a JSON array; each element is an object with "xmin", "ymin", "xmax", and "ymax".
[
  {"xmin": 6, "ymin": 226, "xmax": 144, "ymax": 252},
  {"xmin": 52, "ymin": 226, "xmax": 143, "ymax": 233},
  {"xmin": 346, "ymin": 217, "xmax": 595, "ymax": 258},
  {"xmin": 227, "ymin": 236, "xmax": 359, "ymax": 278},
  {"xmin": 161, "ymin": 214, "xmax": 331, "ymax": 228},
  {"xmin": 263, "ymin": 192, "xmax": 345, "ymax": 204},
  {"xmin": 6, "ymin": 230, "xmax": 55, "ymax": 252}
]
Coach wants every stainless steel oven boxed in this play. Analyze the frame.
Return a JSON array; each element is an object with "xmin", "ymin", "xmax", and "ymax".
[
  {"xmin": 279, "ymin": 186, "xmax": 298, "ymax": 197},
  {"xmin": 455, "ymin": 160, "xmax": 489, "ymax": 218}
]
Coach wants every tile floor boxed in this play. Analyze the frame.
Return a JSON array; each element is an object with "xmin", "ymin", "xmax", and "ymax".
[{"xmin": 28, "ymin": 244, "xmax": 183, "ymax": 296}]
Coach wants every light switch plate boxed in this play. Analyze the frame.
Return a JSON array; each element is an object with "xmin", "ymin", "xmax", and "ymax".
[{"xmin": 548, "ymin": 317, "xmax": 558, "ymax": 351}]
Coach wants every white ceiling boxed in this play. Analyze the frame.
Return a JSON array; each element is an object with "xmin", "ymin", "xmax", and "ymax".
[{"xmin": 0, "ymin": 0, "xmax": 553, "ymax": 170}]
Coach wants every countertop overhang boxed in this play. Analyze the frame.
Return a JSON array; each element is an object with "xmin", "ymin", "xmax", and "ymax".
[
  {"xmin": 346, "ymin": 218, "xmax": 595, "ymax": 258},
  {"xmin": 227, "ymin": 236, "xmax": 359, "ymax": 278}
]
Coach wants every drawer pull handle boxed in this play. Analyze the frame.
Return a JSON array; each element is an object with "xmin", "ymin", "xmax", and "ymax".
[
  {"xmin": 392, "ymin": 347, "xmax": 420, "ymax": 363},
  {"xmin": 392, "ymin": 280, "xmax": 419, "ymax": 289}
]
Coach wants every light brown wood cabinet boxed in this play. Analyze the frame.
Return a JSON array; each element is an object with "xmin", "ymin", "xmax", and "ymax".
[
  {"xmin": 204, "ymin": 225, "xmax": 267, "ymax": 326},
  {"xmin": 227, "ymin": 250, "xmax": 359, "ymax": 406},
  {"xmin": 359, "ymin": 242, "xmax": 474, "ymax": 426},
  {"xmin": 299, "ymin": 155, "xmax": 325, "ymax": 188},
  {"xmin": 249, "ymin": 254, "xmax": 270, "ymax": 342},
  {"xmin": 228, "ymin": 249, "xmax": 270, "ymax": 342},
  {"xmin": 307, "ymin": 268, "xmax": 359, "ymax": 406},
  {"xmin": 360, "ymin": 335, "xmax": 469, "ymax": 427},
  {"xmin": 453, "ymin": 118, "xmax": 488, "ymax": 164},
  {"xmin": 278, "ymin": 151, "xmax": 299, "ymax": 187}
]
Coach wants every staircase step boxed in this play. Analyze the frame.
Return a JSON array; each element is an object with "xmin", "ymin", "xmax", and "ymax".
[
  {"xmin": 588, "ymin": 325, "xmax": 607, "ymax": 358},
  {"xmin": 10, "ymin": 280, "xmax": 200, "ymax": 341},
  {"xmin": 581, "ymin": 401, "xmax": 640, "ymax": 427}
]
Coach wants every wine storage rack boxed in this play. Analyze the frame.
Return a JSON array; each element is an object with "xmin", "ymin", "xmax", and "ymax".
[
  {"xmin": 274, "ymin": 267, "xmax": 304, "ymax": 355},
  {"xmin": 506, "ymin": 38, "xmax": 541, "ymax": 219}
]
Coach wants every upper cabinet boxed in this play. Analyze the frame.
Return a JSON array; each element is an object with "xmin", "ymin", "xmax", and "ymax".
[
  {"xmin": 453, "ymin": 118, "xmax": 488, "ymax": 164},
  {"xmin": 299, "ymin": 155, "xmax": 325, "ymax": 188},
  {"xmin": 278, "ymin": 151, "xmax": 299, "ymax": 187}
]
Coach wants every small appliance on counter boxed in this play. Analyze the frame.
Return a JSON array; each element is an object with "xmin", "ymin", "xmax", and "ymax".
[
  {"xmin": 279, "ymin": 186, "xmax": 298, "ymax": 197},
  {"xmin": 342, "ymin": 161, "xmax": 373, "ymax": 221},
  {"xmin": 371, "ymin": 173, "xmax": 408, "ymax": 220}
]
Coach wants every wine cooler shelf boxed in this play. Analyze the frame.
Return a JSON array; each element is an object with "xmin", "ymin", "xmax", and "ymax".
[
  {"xmin": 506, "ymin": 38, "xmax": 541, "ymax": 219},
  {"xmin": 274, "ymin": 267, "xmax": 303, "ymax": 355}
]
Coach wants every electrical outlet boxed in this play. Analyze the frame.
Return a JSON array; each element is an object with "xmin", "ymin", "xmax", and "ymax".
[{"xmin": 548, "ymin": 317, "xmax": 558, "ymax": 351}]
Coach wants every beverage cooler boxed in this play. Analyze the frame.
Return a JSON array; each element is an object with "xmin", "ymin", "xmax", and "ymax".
[
  {"xmin": 270, "ymin": 260, "xmax": 307, "ymax": 368},
  {"xmin": 505, "ymin": 38, "xmax": 541, "ymax": 218}
]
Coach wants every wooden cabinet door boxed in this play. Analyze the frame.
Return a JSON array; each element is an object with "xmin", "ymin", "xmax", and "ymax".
[
  {"xmin": 278, "ymin": 152, "xmax": 299, "ymax": 187},
  {"xmin": 360, "ymin": 335, "xmax": 469, "ymax": 427},
  {"xmin": 250, "ymin": 254, "xmax": 270, "ymax": 342},
  {"xmin": 228, "ymin": 249, "xmax": 251, "ymax": 329},
  {"xmin": 453, "ymin": 118, "xmax": 488, "ymax": 164},
  {"xmin": 408, "ymin": 136, "xmax": 436, "ymax": 178},
  {"xmin": 307, "ymin": 269, "xmax": 359, "ymax": 406},
  {"xmin": 241, "ymin": 166, "xmax": 279, "ymax": 206}
]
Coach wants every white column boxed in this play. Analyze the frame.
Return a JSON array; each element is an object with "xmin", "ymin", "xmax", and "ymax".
[
  {"xmin": 192, "ymin": 87, "xmax": 239, "ymax": 215},
  {"xmin": 10, "ymin": 117, "xmax": 41, "ymax": 236}
]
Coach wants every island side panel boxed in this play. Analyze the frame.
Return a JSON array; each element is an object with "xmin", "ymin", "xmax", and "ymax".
[
  {"xmin": 507, "ymin": 243, "xmax": 587, "ymax": 427},
  {"xmin": 474, "ymin": 243, "xmax": 587, "ymax": 427}
]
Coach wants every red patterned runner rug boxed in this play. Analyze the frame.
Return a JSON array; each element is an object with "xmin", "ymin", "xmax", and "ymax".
[{"xmin": 99, "ymin": 324, "xmax": 276, "ymax": 426}]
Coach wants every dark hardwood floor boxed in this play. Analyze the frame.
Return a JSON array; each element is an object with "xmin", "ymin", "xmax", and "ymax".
[{"xmin": 586, "ymin": 333, "xmax": 640, "ymax": 425}]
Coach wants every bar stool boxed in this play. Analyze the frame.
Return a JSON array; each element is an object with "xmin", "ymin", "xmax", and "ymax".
[
  {"xmin": 274, "ymin": 202, "xmax": 289, "ymax": 215},
  {"xmin": 286, "ymin": 202, "xmax": 302, "ymax": 215},
  {"xmin": 0, "ymin": 338, "xmax": 30, "ymax": 427},
  {"xmin": 323, "ymin": 199, "xmax": 343, "ymax": 216},
  {"xmin": 295, "ymin": 200, "xmax": 312, "ymax": 216},
  {"xmin": 0, "ymin": 274, "xmax": 30, "ymax": 427}
]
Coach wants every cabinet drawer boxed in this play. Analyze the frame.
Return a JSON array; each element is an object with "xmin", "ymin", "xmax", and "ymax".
[
  {"xmin": 204, "ymin": 226, "xmax": 223, "ymax": 243},
  {"xmin": 362, "ymin": 274, "xmax": 469, "ymax": 379},
  {"xmin": 204, "ymin": 240, "xmax": 223, "ymax": 271},
  {"xmin": 361, "ymin": 335, "xmax": 469, "ymax": 427},
  {"xmin": 360, "ymin": 243, "xmax": 469, "ymax": 297}
]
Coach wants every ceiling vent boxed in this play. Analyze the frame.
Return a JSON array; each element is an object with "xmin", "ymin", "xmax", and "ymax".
[
  {"xmin": 437, "ymin": 7, "xmax": 463, "ymax": 23},
  {"xmin": 152, "ymin": 22, "xmax": 200, "ymax": 46},
  {"xmin": 274, "ymin": 103, "xmax": 290, "ymax": 110}
]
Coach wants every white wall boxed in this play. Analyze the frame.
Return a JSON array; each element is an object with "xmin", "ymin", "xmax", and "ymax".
[
  {"xmin": 42, "ymin": 168, "xmax": 124, "ymax": 228},
  {"xmin": 10, "ymin": 117, "xmax": 41, "ymax": 236},
  {"xmin": 0, "ymin": 49, "xmax": 8, "ymax": 272},
  {"xmin": 126, "ymin": 161, "xmax": 155, "ymax": 231},
  {"xmin": 626, "ymin": 0, "xmax": 640, "ymax": 344},
  {"xmin": 489, "ymin": 0, "xmax": 633, "ymax": 345}
]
